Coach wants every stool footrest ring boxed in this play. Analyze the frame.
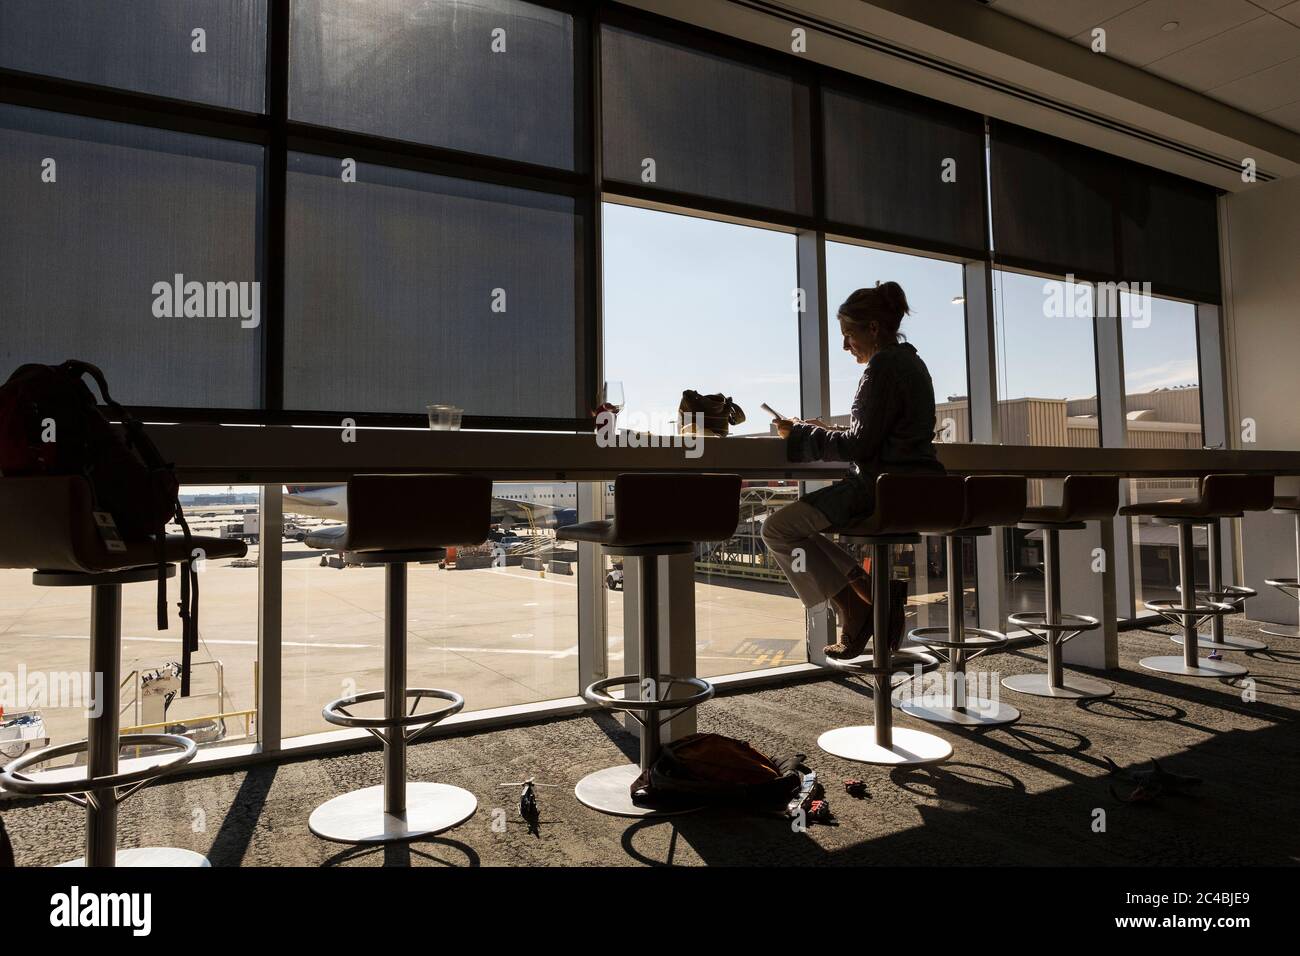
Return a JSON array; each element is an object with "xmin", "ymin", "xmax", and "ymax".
[
  {"xmin": 1008, "ymin": 611, "xmax": 1100, "ymax": 634},
  {"xmin": 906, "ymin": 625, "xmax": 1010, "ymax": 651},
  {"xmin": 0, "ymin": 733, "xmax": 197, "ymax": 800},
  {"xmin": 322, "ymin": 689, "xmax": 465, "ymax": 736},
  {"xmin": 582, "ymin": 675, "xmax": 714, "ymax": 714},
  {"xmin": 823, "ymin": 649, "xmax": 935, "ymax": 677},
  {"xmin": 1143, "ymin": 599, "xmax": 1234, "ymax": 617}
]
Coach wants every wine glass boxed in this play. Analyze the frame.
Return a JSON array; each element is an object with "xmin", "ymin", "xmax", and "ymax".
[{"xmin": 600, "ymin": 381, "xmax": 625, "ymax": 415}]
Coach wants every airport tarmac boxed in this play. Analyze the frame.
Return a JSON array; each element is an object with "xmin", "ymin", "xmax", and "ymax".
[{"xmin": 0, "ymin": 540, "xmax": 810, "ymax": 755}]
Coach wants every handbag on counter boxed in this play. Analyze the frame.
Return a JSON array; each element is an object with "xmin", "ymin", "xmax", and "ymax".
[{"xmin": 678, "ymin": 390, "xmax": 745, "ymax": 437}]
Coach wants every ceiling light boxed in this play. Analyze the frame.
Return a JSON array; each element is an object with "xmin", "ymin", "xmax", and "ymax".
[{"xmin": 1161, "ymin": 21, "xmax": 1180, "ymax": 32}]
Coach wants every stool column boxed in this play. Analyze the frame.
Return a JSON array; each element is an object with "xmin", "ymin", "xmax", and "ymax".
[
  {"xmin": 639, "ymin": 554, "xmax": 661, "ymax": 770},
  {"xmin": 872, "ymin": 543, "xmax": 892, "ymax": 747},
  {"xmin": 1179, "ymin": 522, "xmax": 1199, "ymax": 667},
  {"xmin": 947, "ymin": 536, "xmax": 967, "ymax": 709},
  {"xmin": 87, "ymin": 583, "xmax": 122, "ymax": 868},
  {"xmin": 384, "ymin": 563, "xmax": 407, "ymax": 817},
  {"xmin": 1207, "ymin": 519, "xmax": 1225, "ymax": 645},
  {"xmin": 1044, "ymin": 529, "xmax": 1063, "ymax": 689}
]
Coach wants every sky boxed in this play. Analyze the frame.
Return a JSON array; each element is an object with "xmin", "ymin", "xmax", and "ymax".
[{"xmin": 602, "ymin": 200, "xmax": 1201, "ymax": 433}]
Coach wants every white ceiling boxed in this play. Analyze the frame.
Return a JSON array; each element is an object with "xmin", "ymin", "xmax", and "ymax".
[{"xmin": 988, "ymin": 0, "xmax": 1300, "ymax": 134}]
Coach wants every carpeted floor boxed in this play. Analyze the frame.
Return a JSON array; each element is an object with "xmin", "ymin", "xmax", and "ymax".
[{"xmin": 5, "ymin": 617, "xmax": 1299, "ymax": 867}]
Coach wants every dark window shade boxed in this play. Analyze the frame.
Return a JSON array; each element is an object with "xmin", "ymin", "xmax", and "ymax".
[
  {"xmin": 1117, "ymin": 168, "xmax": 1221, "ymax": 301},
  {"xmin": 823, "ymin": 85, "xmax": 986, "ymax": 256},
  {"xmin": 0, "ymin": 105, "xmax": 263, "ymax": 409},
  {"xmin": 290, "ymin": 0, "xmax": 576, "ymax": 170},
  {"xmin": 283, "ymin": 153, "xmax": 577, "ymax": 419},
  {"xmin": 991, "ymin": 120, "xmax": 1222, "ymax": 301},
  {"xmin": 601, "ymin": 25, "xmax": 813, "ymax": 215},
  {"xmin": 989, "ymin": 120, "xmax": 1117, "ymax": 279},
  {"xmin": 0, "ymin": 1, "xmax": 267, "ymax": 112}
]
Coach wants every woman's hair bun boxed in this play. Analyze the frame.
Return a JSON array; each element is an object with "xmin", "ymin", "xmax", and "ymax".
[
  {"xmin": 874, "ymin": 281, "xmax": 910, "ymax": 319},
  {"xmin": 838, "ymin": 281, "xmax": 911, "ymax": 336}
]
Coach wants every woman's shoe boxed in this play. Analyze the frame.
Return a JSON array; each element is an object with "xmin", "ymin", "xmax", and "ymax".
[{"xmin": 826, "ymin": 614, "xmax": 874, "ymax": 659}]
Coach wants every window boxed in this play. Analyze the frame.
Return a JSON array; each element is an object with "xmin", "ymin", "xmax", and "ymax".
[
  {"xmin": 290, "ymin": 0, "xmax": 577, "ymax": 169},
  {"xmin": 601, "ymin": 25, "xmax": 813, "ymax": 214},
  {"xmin": 0, "ymin": 485, "xmax": 262, "ymax": 765},
  {"xmin": 0, "ymin": 105, "xmax": 263, "ymax": 409},
  {"xmin": 0, "ymin": 1, "xmax": 267, "ymax": 112},
  {"xmin": 992, "ymin": 268, "xmax": 1100, "ymax": 617},
  {"xmin": 601, "ymin": 202, "xmax": 799, "ymax": 435},
  {"xmin": 283, "ymin": 152, "xmax": 578, "ymax": 419},
  {"xmin": 283, "ymin": 481, "xmax": 580, "ymax": 740},
  {"xmin": 992, "ymin": 269, "xmax": 1100, "ymax": 448},
  {"xmin": 1120, "ymin": 291, "xmax": 1204, "ymax": 616},
  {"xmin": 825, "ymin": 241, "xmax": 969, "ymax": 438}
]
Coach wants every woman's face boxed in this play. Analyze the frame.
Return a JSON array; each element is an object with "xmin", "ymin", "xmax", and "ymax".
[{"xmin": 839, "ymin": 317, "xmax": 880, "ymax": 365}]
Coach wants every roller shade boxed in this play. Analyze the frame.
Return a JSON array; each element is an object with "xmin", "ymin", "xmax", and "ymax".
[
  {"xmin": 823, "ymin": 83, "xmax": 987, "ymax": 257},
  {"xmin": 601, "ymin": 24, "xmax": 813, "ymax": 215},
  {"xmin": 990, "ymin": 120, "xmax": 1222, "ymax": 302}
]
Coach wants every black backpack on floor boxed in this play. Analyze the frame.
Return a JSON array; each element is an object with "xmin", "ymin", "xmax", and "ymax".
[{"xmin": 0, "ymin": 360, "xmax": 202, "ymax": 695}]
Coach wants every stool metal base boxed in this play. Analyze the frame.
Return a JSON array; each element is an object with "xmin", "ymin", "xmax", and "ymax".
[
  {"xmin": 1139, "ymin": 655, "xmax": 1248, "ymax": 678},
  {"xmin": 1171, "ymin": 633, "xmax": 1267, "ymax": 652},
  {"xmin": 817, "ymin": 725, "xmax": 952, "ymax": 766},
  {"xmin": 573, "ymin": 763, "xmax": 701, "ymax": 817},
  {"xmin": 57, "ymin": 847, "xmax": 210, "ymax": 868},
  {"xmin": 896, "ymin": 696, "xmax": 1021, "ymax": 727},
  {"xmin": 308, "ymin": 783, "xmax": 477, "ymax": 844},
  {"xmin": 1258, "ymin": 623, "xmax": 1300, "ymax": 639},
  {"xmin": 1001, "ymin": 672, "xmax": 1113, "ymax": 700}
]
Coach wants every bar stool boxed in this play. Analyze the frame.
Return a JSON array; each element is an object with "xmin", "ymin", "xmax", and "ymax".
[
  {"xmin": 1002, "ymin": 475, "xmax": 1118, "ymax": 700},
  {"xmin": 308, "ymin": 474, "xmax": 491, "ymax": 844},
  {"xmin": 818, "ymin": 473, "xmax": 965, "ymax": 766},
  {"xmin": 1173, "ymin": 475, "xmax": 1273, "ymax": 653},
  {"xmin": 557, "ymin": 473, "xmax": 740, "ymax": 816},
  {"xmin": 900, "ymin": 475, "xmax": 1027, "ymax": 727},
  {"xmin": 1260, "ymin": 495, "xmax": 1300, "ymax": 640},
  {"xmin": 1120, "ymin": 474, "xmax": 1270, "ymax": 678},
  {"xmin": 0, "ymin": 476, "xmax": 247, "ymax": 867}
]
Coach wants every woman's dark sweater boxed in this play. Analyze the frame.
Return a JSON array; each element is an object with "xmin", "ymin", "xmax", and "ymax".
[{"xmin": 787, "ymin": 342, "xmax": 943, "ymax": 478}]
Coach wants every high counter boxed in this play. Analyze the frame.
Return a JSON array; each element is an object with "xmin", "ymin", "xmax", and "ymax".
[{"xmin": 149, "ymin": 424, "xmax": 1300, "ymax": 484}]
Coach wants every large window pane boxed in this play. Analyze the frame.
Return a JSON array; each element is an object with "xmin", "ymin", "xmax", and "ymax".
[
  {"xmin": 602, "ymin": 202, "xmax": 799, "ymax": 435},
  {"xmin": 1120, "ymin": 292, "xmax": 1203, "ymax": 617},
  {"xmin": 825, "ymin": 241, "xmax": 969, "ymax": 439},
  {"xmin": 291, "ymin": 0, "xmax": 576, "ymax": 169},
  {"xmin": 282, "ymin": 480, "xmax": 579, "ymax": 740},
  {"xmin": 601, "ymin": 26, "xmax": 813, "ymax": 214},
  {"xmin": 0, "ymin": 105, "xmax": 263, "ymax": 409},
  {"xmin": 0, "ymin": 485, "xmax": 262, "ymax": 768},
  {"xmin": 992, "ymin": 269, "xmax": 1100, "ymax": 449},
  {"xmin": 283, "ymin": 152, "xmax": 577, "ymax": 419},
  {"xmin": 0, "ymin": 1, "xmax": 266, "ymax": 111},
  {"xmin": 993, "ymin": 268, "xmax": 1099, "ymax": 618}
]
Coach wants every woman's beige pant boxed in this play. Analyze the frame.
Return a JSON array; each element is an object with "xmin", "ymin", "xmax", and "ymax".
[{"xmin": 761, "ymin": 500, "xmax": 862, "ymax": 608}]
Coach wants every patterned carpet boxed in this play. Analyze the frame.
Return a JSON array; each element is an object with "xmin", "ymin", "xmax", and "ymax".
[{"xmin": 5, "ymin": 617, "xmax": 1298, "ymax": 867}]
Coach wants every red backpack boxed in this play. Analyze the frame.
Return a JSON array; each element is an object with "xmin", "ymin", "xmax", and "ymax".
[{"xmin": 0, "ymin": 360, "xmax": 201, "ymax": 695}]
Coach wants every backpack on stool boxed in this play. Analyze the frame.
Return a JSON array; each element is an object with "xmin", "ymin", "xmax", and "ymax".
[{"xmin": 0, "ymin": 359, "xmax": 203, "ymax": 696}]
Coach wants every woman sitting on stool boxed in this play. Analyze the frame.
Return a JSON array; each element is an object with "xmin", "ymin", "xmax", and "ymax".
[{"xmin": 764, "ymin": 281, "xmax": 944, "ymax": 658}]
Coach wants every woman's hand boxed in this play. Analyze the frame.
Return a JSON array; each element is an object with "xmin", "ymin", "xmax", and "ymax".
[
  {"xmin": 775, "ymin": 418, "xmax": 794, "ymax": 439},
  {"xmin": 802, "ymin": 417, "xmax": 836, "ymax": 429}
]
